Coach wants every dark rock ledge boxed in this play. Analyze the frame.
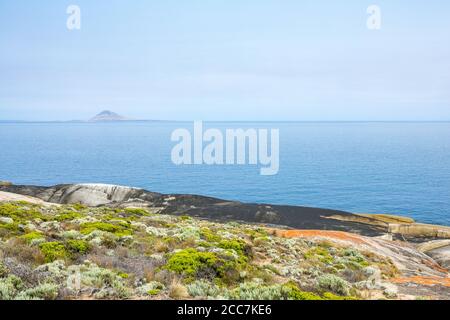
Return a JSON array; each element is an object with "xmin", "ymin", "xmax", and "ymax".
[
  {"xmin": 0, "ymin": 183, "xmax": 388, "ymax": 236},
  {"xmin": 4, "ymin": 182, "xmax": 450, "ymax": 242}
]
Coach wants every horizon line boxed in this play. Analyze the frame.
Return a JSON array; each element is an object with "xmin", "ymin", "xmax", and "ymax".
[{"xmin": 1, "ymin": 119, "xmax": 450, "ymax": 123}]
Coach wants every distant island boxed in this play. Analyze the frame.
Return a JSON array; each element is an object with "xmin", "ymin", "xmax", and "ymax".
[
  {"xmin": 0, "ymin": 110, "xmax": 175, "ymax": 123},
  {"xmin": 89, "ymin": 110, "xmax": 129, "ymax": 122}
]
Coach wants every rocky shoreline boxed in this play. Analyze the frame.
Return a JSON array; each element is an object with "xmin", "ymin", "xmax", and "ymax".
[
  {"xmin": 2, "ymin": 182, "xmax": 450, "ymax": 241},
  {"xmin": 1, "ymin": 182, "xmax": 449, "ymax": 300}
]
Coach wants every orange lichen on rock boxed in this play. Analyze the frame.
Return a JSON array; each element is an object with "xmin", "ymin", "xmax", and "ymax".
[
  {"xmin": 421, "ymin": 259, "xmax": 449, "ymax": 274},
  {"xmin": 270, "ymin": 229, "xmax": 367, "ymax": 245},
  {"xmin": 392, "ymin": 276, "xmax": 450, "ymax": 287}
]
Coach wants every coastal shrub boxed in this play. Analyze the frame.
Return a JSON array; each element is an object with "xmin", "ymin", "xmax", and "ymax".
[
  {"xmin": 0, "ymin": 203, "xmax": 22, "ymax": 218},
  {"xmin": 0, "ymin": 222, "xmax": 20, "ymax": 235},
  {"xmin": 0, "ymin": 262, "xmax": 8, "ymax": 278},
  {"xmin": 66, "ymin": 240, "xmax": 91, "ymax": 255},
  {"xmin": 165, "ymin": 249, "xmax": 218, "ymax": 278},
  {"xmin": 226, "ymin": 282, "xmax": 285, "ymax": 300},
  {"xmin": 95, "ymin": 281, "xmax": 130, "ymax": 299},
  {"xmin": 147, "ymin": 289, "xmax": 161, "ymax": 295},
  {"xmin": 226, "ymin": 281, "xmax": 338, "ymax": 300},
  {"xmin": 322, "ymin": 292, "xmax": 357, "ymax": 300},
  {"xmin": 0, "ymin": 202, "xmax": 46, "ymax": 223},
  {"xmin": 80, "ymin": 263, "xmax": 130, "ymax": 299},
  {"xmin": 166, "ymin": 247, "xmax": 249, "ymax": 284},
  {"xmin": 61, "ymin": 230, "xmax": 82, "ymax": 240},
  {"xmin": 55, "ymin": 211, "xmax": 83, "ymax": 222},
  {"xmin": 304, "ymin": 247, "xmax": 333, "ymax": 264},
  {"xmin": 244, "ymin": 228, "xmax": 269, "ymax": 240},
  {"xmin": 39, "ymin": 242, "xmax": 68, "ymax": 263},
  {"xmin": 317, "ymin": 274, "xmax": 351, "ymax": 296},
  {"xmin": 282, "ymin": 282, "xmax": 322, "ymax": 300},
  {"xmin": 137, "ymin": 281, "xmax": 165, "ymax": 296},
  {"xmin": 252, "ymin": 236, "xmax": 270, "ymax": 247},
  {"xmin": 218, "ymin": 239, "xmax": 249, "ymax": 256},
  {"xmin": 145, "ymin": 226, "xmax": 168, "ymax": 237},
  {"xmin": 100, "ymin": 233, "xmax": 119, "ymax": 248},
  {"xmin": 200, "ymin": 228, "xmax": 222, "ymax": 242},
  {"xmin": 0, "ymin": 275, "xmax": 24, "ymax": 300},
  {"xmin": 80, "ymin": 222, "xmax": 132, "ymax": 237},
  {"xmin": 342, "ymin": 248, "xmax": 369, "ymax": 269},
  {"xmin": 71, "ymin": 203, "xmax": 87, "ymax": 211},
  {"xmin": 175, "ymin": 226, "xmax": 201, "ymax": 241},
  {"xmin": 264, "ymin": 265, "xmax": 281, "ymax": 276},
  {"xmin": 187, "ymin": 280, "xmax": 221, "ymax": 298},
  {"xmin": 15, "ymin": 283, "xmax": 59, "ymax": 300},
  {"xmin": 20, "ymin": 231, "xmax": 45, "ymax": 244},
  {"xmin": 123, "ymin": 208, "xmax": 150, "ymax": 216}
]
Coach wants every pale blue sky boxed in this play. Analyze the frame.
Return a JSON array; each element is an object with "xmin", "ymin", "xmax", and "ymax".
[{"xmin": 0, "ymin": 0, "xmax": 449, "ymax": 121}]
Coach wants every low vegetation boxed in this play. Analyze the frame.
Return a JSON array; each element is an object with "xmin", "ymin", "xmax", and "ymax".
[{"xmin": 0, "ymin": 201, "xmax": 399, "ymax": 300}]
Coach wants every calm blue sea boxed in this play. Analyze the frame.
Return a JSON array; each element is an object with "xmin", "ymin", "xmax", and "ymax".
[{"xmin": 1, "ymin": 122, "xmax": 449, "ymax": 226}]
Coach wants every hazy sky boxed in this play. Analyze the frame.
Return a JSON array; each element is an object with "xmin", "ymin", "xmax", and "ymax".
[{"xmin": 1, "ymin": 0, "xmax": 449, "ymax": 121}]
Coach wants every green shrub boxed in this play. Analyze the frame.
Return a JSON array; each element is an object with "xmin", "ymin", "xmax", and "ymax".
[
  {"xmin": 55, "ymin": 211, "xmax": 83, "ymax": 222},
  {"xmin": 226, "ymin": 282, "xmax": 285, "ymax": 300},
  {"xmin": 200, "ymin": 228, "xmax": 222, "ymax": 242},
  {"xmin": 124, "ymin": 208, "xmax": 150, "ymax": 216},
  {"xmin": 39, "ymin": 242, "xmax": 68, "ymax": 262},
  {"xmin": 342, "ymin": 248, "xmax": 369, "ymax": 269},
  {"xmin": 16, "ymin": 283, "xmax": 59, "ymax": 300},
  {"xmin": 218, "ymin": 239, "xmax": 249, "ymax": 256},
  {"xmin": 0, "ymin": 222, "xmax": 20, "ymax": 235},
  {"xmin": 81, "ymin": 263, "xmax": 131, "ymax": 299},
  {"xmin": 304, "ymin": 247, "xmax": 333, "ymax": 264},
  {"xmin": 0, "ymin": 202, "xmax": 45, "ymax": 223},
  {"xmin": 80, "ymin": 222, "xmax": 132, "ymax": 237},
  {"xmin": 187, "ymin": 280, "xmax": 221, "ymax": 298},
  {"xmin": 0, "ymin": 262, "xmax": 8, "ymax": 278},
  {"xmin": 137, "ymin": 281, "xmax": 165, "ymax": 296},
  {"xmin": 264, "ymin": 265, "xmax": 281, "ymax": 275},
  {"xmin": 165, "ymin": 249, "xmax": 218, "ymax": 278},
  {"xmin": 71, "ymin": 203, "xmax": 87, "ymax": 211},
  {"xmin": 226, "ymin": 282, "xmax": 332, "ymax": 301},
  {"xmin": 322, "ymin": 292, "xmax": 357, "ymax": 300},
  {"xmin": 66, "ymin": 240, "xmax": 91, "ymax": 254},
  {"xmin": 282, "ymin": 282, "xmax": 322, "ymax": 300},
  {"xmin": 0, "ymin": 275, "xmax": 24, "ymax": 300},
  {"xmin": 148, "ymin": 289, "xmax": 161, "ymax": 295},
  {"xmin": 20, "ymin": 231, "xmax": 45, "ymax": 244},
  {"xmin": 317, "ymin": 274, "xmax": 351, "ymax": 296},
  {"xmin": 167, "ymin": 247, "xmax": 249, "ymax": 284}
]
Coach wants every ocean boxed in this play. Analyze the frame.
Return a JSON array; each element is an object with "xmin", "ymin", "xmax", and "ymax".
[{"xmin": 1, "ymin": 121, "xmax": 449, "ymax": 226}]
